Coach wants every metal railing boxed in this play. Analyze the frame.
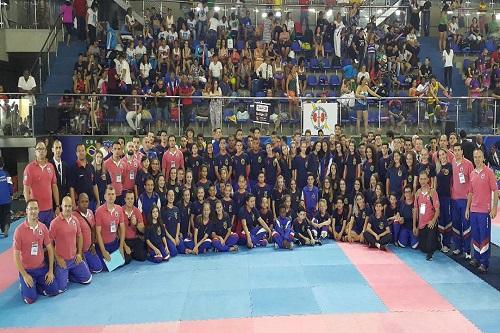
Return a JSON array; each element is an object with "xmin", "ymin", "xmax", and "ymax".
[
  {"xmin": 0, "ymin": 0, "xmax": 60, "ymax": 29},
  {"xmin": 30, "ymin": 16, "xmax": 63, "ymax": 93},
  {"xmin": 1, "ymin": 93, "xmax": 498, "ymax": 138}
]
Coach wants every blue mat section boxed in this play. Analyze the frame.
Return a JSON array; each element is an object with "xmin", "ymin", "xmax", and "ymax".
[
  {"xmin": 0, "ymin": 242, "xmax": 387, "ymax": 328},
  {"xmin": 393, "ymin": 247, "xmax": 500, "ymax": 333}
]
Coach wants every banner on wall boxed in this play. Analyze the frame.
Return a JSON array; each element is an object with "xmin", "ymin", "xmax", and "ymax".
[{"xmin": 302, "ymin": 102, "xmax": 338, "ymax": 135}]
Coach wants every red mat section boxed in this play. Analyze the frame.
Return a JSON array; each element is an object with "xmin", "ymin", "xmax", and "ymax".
[
  {"xmin": 0, "ymin": 312, "xmax": 479, "ymax": 333},
  {"xmin": 0, "ymin": 248, "xmax": 19, "ymax": 293}
]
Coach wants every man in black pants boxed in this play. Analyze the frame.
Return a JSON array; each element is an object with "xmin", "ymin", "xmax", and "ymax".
[{"xmin": 122, "ymin": 191, "xmax": 146, "ymax": 262}]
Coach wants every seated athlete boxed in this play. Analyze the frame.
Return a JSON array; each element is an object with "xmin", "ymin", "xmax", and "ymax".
[
  {"xmin": 211, "ymin": 200, "xmax": 239, "ymax": 252},
  {"xmin": 293, "ymin": 208, "xmax": 320, "ymax": 246},
  {"xmin": 363, "ymin": 199, "xmax": 392, "ymax": 250},
  {"xmin": 273, "ymin": 205, "xmax": 294, "ymax": 250},
  {"xmin": 144, "ymin": 205, "xmax": 170, "ymax": 263},
  {"xmin": 331, "ymin": 197, "xmax": 349, "ymax": 241},
  {"xmin": 238, "ymin": 194, "xmax": 272, "ymax": 248},
  {"xmin": 310, "ymin": 199, "xmax": 331, "ymax": 239},
  {"xmin": 347, "ymin": 193, "xmax": 372, "ymax": 243},
  {"xmin": 185, "ymin": 202, "xmax": 213, "ymax": 254}
]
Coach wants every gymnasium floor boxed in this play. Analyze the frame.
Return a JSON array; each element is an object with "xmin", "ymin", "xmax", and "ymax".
[{"xmin": 1, "ymin": 217, "xmax": 500, "ymax": 333}]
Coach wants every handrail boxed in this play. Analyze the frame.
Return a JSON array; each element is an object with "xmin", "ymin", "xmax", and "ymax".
[
  {"xmin": 3, "ymin": 92, "xmax": 498, "ymax": 101},
  {"xmin": 29, "ymin": 15, "xmax": 62, "ymax": 92}
]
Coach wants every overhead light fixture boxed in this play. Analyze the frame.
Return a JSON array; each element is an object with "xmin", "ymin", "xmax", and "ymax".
[
  {"xmin": 496, "ymin": 13, "xmax": 500, "ymax": 20},
  {"xmin": 214, "ymin": 6, "xmax": 220, "ymax": 12},
  {"xmin": 308, "ymin": 8, "xmax": 316, "ymax": 13},
  {"xmin": 326, "ymin": 9, "xmax": 333, "ymax": 17},
  {"xmin": 261, "ymin": 12, "xmax": 267, "ymax": 18},
  {"xmin": 396, "ymin": 10, "xmax": 401, "ymax": 16},
  {"xmin": 276, "ymin": 11, "xmax": 282, "ymax": 18},
  {"xmin": 376, "ymin": 9, "xmax": 383, "ymax": 14}
]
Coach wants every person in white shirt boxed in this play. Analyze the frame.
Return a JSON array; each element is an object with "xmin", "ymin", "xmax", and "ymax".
[
  {"xmin": 134, "ymin": 40, "xmax": 147, "ymax": 58},
  {"xmin": 448, "ymin": 16, "xmax": 459, "ymax": 43},
  {"xmin": 164, "ymin": 8, "xmax": 174, "ymax": 29},
  {"xmin": 442, "ymin": 42, "xmax": 454, "ymax": 92},
  {"xmin": 196, "ymin": 2, "xmax": 208, "ymax": 39},
  {"xmin": 17, "ymin": 70, "xmax": 37, "ymax": 106},
  {"xmin": 207, "ymin": 12, "xmax": 219, "ymax": 50},
  {"xmin": 86, "ymin": 3, "xmax": 98, "ymax": 44},
  {"xmin": 209, "ymin": 55, "xmax": 223, "ymax": 80},
  {"xmin": 256, "ymin": 57, "xmax": 274, "ymax": 89}
]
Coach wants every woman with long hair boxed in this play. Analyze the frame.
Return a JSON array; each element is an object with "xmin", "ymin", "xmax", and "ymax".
[
  {"xmin": 92, "ymin": 151, "xmax": 107, "ymax": 205},
  {"xmin": 347, "ymin": 193, "xmax": 372, "ymax": 243},
  {"xmin": 144, "ymin": 205, "xmax": 170, "ymax": 263},
  {"xmin": 435, "ymin": 148, "xmax": 453, "ymax": 253},
  {"xmin": 185, "ymin": 202, "xmax": 213, "ymax": 254},
  {"xmin": 355, "ymin": 77, "xmax": 381, "ymax": 134}
]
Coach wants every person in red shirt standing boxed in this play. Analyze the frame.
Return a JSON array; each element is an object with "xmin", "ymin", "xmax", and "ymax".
[
  {"xmin": 13, "ymin": 199, "xmax": 60, "ymax": 304},
  {"xmin": 466, "ymin": 149, "xmax": 499, "ymax": 273},
  {"xmin": 104, "ymin": 141, "xmax": 125, "ymax": 205},
  {"xmin": 162, "ymin": 135, "xmax": 184, "ymax": 179},
  {"xmin": 74, "ymin": 193, "xmax": 102, "ymax": 273},
  {"xmin": 179, "ymin": 75, "xmax": 195, "ymax": 132},
  {"xmin": 122, "ymin": 190, "xmax": 146, "ymax": 262},
  {"xmin": 95, "ymin": 186, "xmax": 127, "ymax": 270},
  {"xmin": 23, "ymin": 141, "xmax": 61, "ymax": 227},
  {"xmin": 414, "ymin": 171, "xmax": 440, "ymax": 261},
  {"xmin": 122, "ymin": 141, "xmax": 139, "ymax": 196},
  {"xmin": 73, "ymin": 0, "xmax": 87, "ymax": 41},
  {"xmin": 49, "ymin": 196, "xmax": 92, "ymax": 292},
  {"xmin": 451, "ymin": 143, "xmax": 474, "ymax": 258}
]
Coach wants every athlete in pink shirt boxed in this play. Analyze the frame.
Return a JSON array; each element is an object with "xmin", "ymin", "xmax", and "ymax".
[
  {"xmin": 414, "ymin": 171, "xmax": 440, "ymax": 261},
  {"xmin": 450, "ymin": 143, "xmax": 474, "ymax": 258},
  {"xmin": 162, "ymin": 135, "xmax": 184, "ymax": 179},
  {"xmin": 465, "ymin": 149, "xmax": 499, "ymax": 273}
]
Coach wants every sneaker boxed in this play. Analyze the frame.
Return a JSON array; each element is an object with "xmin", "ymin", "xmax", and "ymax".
[
  {"xmin": 316, "ymin": 239, "xmax": 323, "ymax": 246},
  {"xmin": 452, "ymin": 249, "xmax": 461, "ymax": 256},
  {"xmin": 438, "ymin": 234, "xmax": 444, "ymax": 249},
  {"xmin": 229, "ymin": 245, "xmax": 239, "ymax": 253},
  {"xmin": 465, "ymin": 252, "xmax": 472, "ymax": 260},
  {"xmin": 274, "ymin": 243, "xmax": 279, "ymax": 250},
  {"xmin": 441, "ymin": 246, "xmax": 450, "ymax": 253},
  {"xmin": 375, "ymin": 243, "xmax": 381, "ymax": 249},
  {"xmin": 469, "ymin": 259, "xmax": 479, "ymax": 268},
  {"xmin": 380, "ymin": 245, "xmax": 387, "ymax": 251},
  {"xmin": 289, "ymin": 242, "xmax": 294, "ymax": 250},
  {"xmin": 259, "ymin": 239, "xmax": 268, "ymax": 247},
  {"xmin": 426, "ymin": 253, "xmax": 433, "ymax": 261},
  {"xmin": 477, "ymin": 264, "xmax": 488, "ymax": 274}
]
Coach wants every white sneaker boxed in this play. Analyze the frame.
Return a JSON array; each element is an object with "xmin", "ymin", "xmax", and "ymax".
[
  {"xmin": 465, "ymin": 253, "xmax": 472, "ymax": 260},
  {"xmin": 452, "ymin": 249, "xmax": 461, "ymax": 255},
  {"xmin": 274, "ymin": 243, "xmax": 279, "ymax": 250},
  {"xmin": 320, "ymin": 230, "xmax": 328, "ymax": 239},
  {"xmin": 441, "ymin": 246, "xmax": 450, "ymax": 253}
]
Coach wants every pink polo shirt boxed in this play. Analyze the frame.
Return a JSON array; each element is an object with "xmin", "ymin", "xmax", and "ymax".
[
  {"xmin": 470, "ymin": 166, "xmax": 497, "ymax": 214},
  {"xmin": 74, "ymin": 209, "xmax": 95, "ymax": 252},
  {"xmin": 23, "ymin": 160, "xmax": 56, "ymax": 211},
  {"xmin": 162, "ymin": 148, "xmax": 184, "ymax": 178},
  {"xmin": 451, "ymin": 158, "xmax": 474, "ymax": 200},
  {"xmin": 104, "ymin": 157, "xmax": 125, "ymax": 196},
  {"xmin": 122, "ymin": 206, "xmax": 144, "ymax": 239},
  {"xmin": 49, "ymin": 214, "xmax": 81, "ymax": 260},
  {"xmin": 13, "ymin": 220, "xmax": 51, "ymax": 270},
  {"xmin": 415, "ymin": 189, "xmax": 439, "ymax": 229},
  {"xmin": 121, "ymin": 156, "xmax": 139, "ymax": 192},
  {"xmin": 95, "ymin": 204, "xmax": 124, "ymax": 244}
]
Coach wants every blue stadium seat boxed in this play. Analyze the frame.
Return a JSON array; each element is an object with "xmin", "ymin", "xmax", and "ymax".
[
  {"xmin": 318, "ymin": 74, "xmax": 329, "ymax": 88},
  {"xmin": 322, "ymin": 58, "xmax": 331, "ymax": 71},
  {"xmin": 291, "ymin": 41, "xmax": 301, "ymax": 53},
  {"xmin": 236, "ymin": 40, "xmax": 245, "ymax": 51},
  {"xmin": 486, "ymin": 39, "xmax": 496, "ymax": 53},
  {"xmin": 309, "ymin": 58, "xmax": 319, "ymax": 71},
  {"xmin": 307, "ymin": 75, "xmax": 318, "ymax": 90},
  {"xmin": 330, "ymin": 74, "xmax": 341, "ymax": 89},
  {"xmin": 324, "ymin": 42, "xmax": 333, "ymax": 55}
]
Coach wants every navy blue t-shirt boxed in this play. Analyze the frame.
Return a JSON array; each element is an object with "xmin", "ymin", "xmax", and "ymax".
[
  {"xmin": 213, "ymin": 213, "xmax": 232, "ymax": 237},
  {"xmin": 222, "ymin": 198, "xmax": 236, "ymax": 217},
  {"xmin": 238, "ymin": 206, "xmax": 260, "ymax": 230},
  {"xmin": 176, "ymin": 200, "xmax": 191, "ymax": 236},
  {"xmin": 263, "ymin": 156, "xmax": 279, "ymax": 187},
  {"xmin": 232, "ymin": 153, "xmax": 249, "ymax": 181},
  {"xmin": 331, "ymin": 209, "xmax": 348, "ymax": 227},
  {"xmin": 252, "ymin": 183, "xmax": 272, "ymax": 210},
  {"xmin": 399, "ymin": 200, "xmax": 414, "ymax": 229},
  {"xmin": 292, "ymin": 155, "xmax": 308, "ymax": 190},
  {"xmin": 436, "ymin": 163, "xmax": 452, "ymax": 198},
  {"xmin": 162, "ymin": 205, "xmax": 180, "ymax": 236},
  {"xmin": 145, "ymin": 223, "xmax": 165, "ymax": 247},
  {"xmin": 386, "ymin": 166, "xmax": 407, "ymax": 197},
  {"xmin": 368, "ymin": 215, "xmax": 388, "ymax": 234},
  {"xmin": 248, "ymin": 150, "xmax": 265, "ymax": 181}
]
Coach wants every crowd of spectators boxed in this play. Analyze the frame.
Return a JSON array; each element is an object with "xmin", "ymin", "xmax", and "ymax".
[{"xmin": 34, "ymin": 1, "xmax": 495, "ymax": 135}]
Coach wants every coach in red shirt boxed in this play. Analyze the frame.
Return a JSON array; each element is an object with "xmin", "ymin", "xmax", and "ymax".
[
  {"xmin": 466, "ymin": 149, "xmax": 499, "ymax": 273},
  {"xmin": 414, "ymin": 171, "xmax": 440, "ymax": 261},
  {"xmin": 104, "ymin": 141, "xmax": 125, "ymax": 205},
  {"xmin": 23, "ymin": 141, "xmax": 60, "ymax": 227},
  {"xmin": 95, "ymin": 186, "xmax": 127, "ymax": 270},
  {"xmin": 162, "ymin": 135, "xmax": 184, "ymax": 179},
  {"xmin": 50, "ymin": 196, "xmax": 92, "ymax": 291},
  {"xmin": 13, "ymin": 199, "xmax": 60, "ymax": 304}
]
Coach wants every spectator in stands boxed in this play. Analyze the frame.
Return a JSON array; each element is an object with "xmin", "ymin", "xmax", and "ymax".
[
  {"xmin": 17, "ymin": 70, "xmax": 37, "ymax": 107},
  {"xmin": 355, "ymin": 77, "xmax": 381, "ymax": 134},
  {"xmin": 437, "ymin": 8, "xmax": 448, "ymax": 51},
  {"xmin": 60, "ymin": 0, "xmax": 73, "ymax": 46},
  {"xmin": 209, "ymin": 79, "xmax": 223, "ymax": 131},
  {"xmin": 125, "ymin": 7, "xmax": 139, "ymax": 36},
  {"xmin": 73, "ymin": 0, "xmax": 87, "ymax": 41},
  {"xmin": 123, "ymin": 88, "xmax": 143, "ymax": 134},
  {"xmin": 487, "ymin": 13, "xmax": 499, "ymax": 39}
]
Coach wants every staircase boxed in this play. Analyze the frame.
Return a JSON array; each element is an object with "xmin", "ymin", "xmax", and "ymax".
[
  {"xmin": 34, "ymin": 40, "xmax": 87, "ymax": 135},
  {"xmin": 417, "ymin": 36, "xmax": 474, "ymax": 131}
]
